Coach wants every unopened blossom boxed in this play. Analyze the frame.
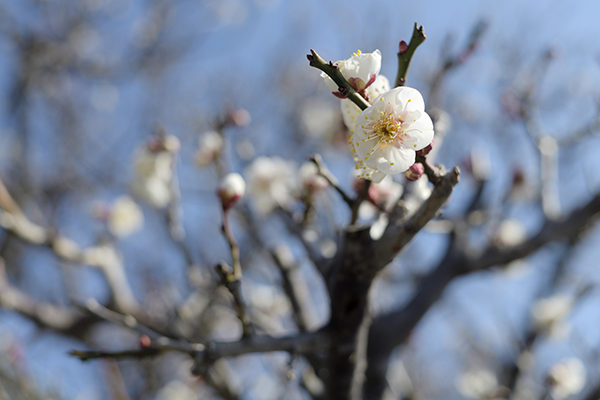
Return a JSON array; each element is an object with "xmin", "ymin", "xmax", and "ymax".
[
  {"xmin": 245, "ymin": 156, "xmax": 296, "ymax": 214},
  {"xmin": 298, "ymin": 162, "xmax": 328, "ymax": 195},
  {"xmin": 496, "ymin": 219, "xmax": 527, "ymax": 247},
  {"xmin": 196, "ymin": 130, "xmax": 224, "ymax": 165},
  {"xmin": 404, "ymin": 162, "xmax": 424, "ymax": 181},
  {"xmin": 108, "ymin": 196, "xmax": 144, "ymax": 238},
  {"xmin": 352, "ymin": 86, "xmax": 434, "ymax": 182},
  {"xmin": 547, "ymin": 358, "xmax": 586, "ymax": 400},
  {"xmin": 321, "ymin": 49, "xmax": 381, "ymax": 96},
  {"xmin": 218, "ymin": 173, "xmax": 245, "ymax": 210}
]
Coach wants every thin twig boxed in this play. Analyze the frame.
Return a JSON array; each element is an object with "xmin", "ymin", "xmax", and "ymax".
[
  {"xmin": 396, "ymin": 23, "xmax": 427, "ymax": 87},
  {"xmin": 215, "ymin": 262, "xmax": 254, "ymax": 337}
]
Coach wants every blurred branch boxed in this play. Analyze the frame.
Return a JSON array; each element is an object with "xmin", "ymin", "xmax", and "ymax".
[
  {"xmin": 307, "ymin": 49, "xmax": 371, "ymax": 111},
  {"xmin": 364, "ymin": 189, "xmax": 600, "ymax": 399},
  {"xmin": 0, "ymin": 258, "xmax": 83, "ymax": 331},
  {"xmin": 395, "ymin": 23, "xmax": 427, "ymax": 87},
  {"xmin": 270, "ymin": 246, "xmax": 313, "ymax": 332},
  {"xmin": 428, "ymin": 20, "xmax": 487, "ymax": 107},
  {"xmin": 310, "ymin": 154, "xmax": 353, "ymax": 208},
  {"xmin": 216, "ymin": 262, "xmax": 254, "ymax": 338}
]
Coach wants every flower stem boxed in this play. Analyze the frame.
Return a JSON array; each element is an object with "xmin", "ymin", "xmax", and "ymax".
[{"xmin": 395, "ymin": 23, "xmax": 427, "ymax": 87}]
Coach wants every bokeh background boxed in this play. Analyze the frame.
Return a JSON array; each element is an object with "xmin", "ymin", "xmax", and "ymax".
[{"xmin": 1, "ymin": 0, "xmax": 600, "ymax": 399}]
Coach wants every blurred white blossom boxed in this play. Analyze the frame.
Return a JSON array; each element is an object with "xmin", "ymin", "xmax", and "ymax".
[
  {"xmin": 298, "ymin": 161, "xmax": 328, "ymax": 195},
  {"xmin": 108, "ymin": 196, "xmax": 144, "ymax": 238},
  {"xmin": 456, "ymin": 368, "xmax": 498, "ymax": 399},
  {"xmin": 496, "ymin": 219, "xmax": 527, "ymax": 248},
  {"xmin": 532, "ymin": 294, "xmax": 574, "ymax": 337},
  {"xmin": 131, "ymin": 135, "xmax": 179, "ymax": 208},
  {"xmin": 157, "ymin": 380, "xmax": 197, "ymax": 400},
  {"xmin": 245, "ymin": 156, "xmax": 297, "ymax": 214},
  {"xmin": 547, "ymin": 358, "xmax": 586, "ymax": 400},
  {"xmin": 195, "ymin": 130, "xmax": 223, "ymax": 166}
]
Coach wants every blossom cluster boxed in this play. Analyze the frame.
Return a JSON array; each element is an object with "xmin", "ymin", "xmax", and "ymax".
[{"xmin": 322, "ymin": 49, "xmax": 434, "ymax": 182}]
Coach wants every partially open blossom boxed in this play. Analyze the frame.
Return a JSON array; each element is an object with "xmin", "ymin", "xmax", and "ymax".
[
  {"xmin": 352, "ymin": 86, "xmax": 434, "ymax": 181},
  {"xmin": 298, "ymin": 162, "xmax": 328, "ymax": 195},
  {"xmin": 245, "ymin": 157, "xmax": 296, "ymax": 214},
  {"xmin": 404, "ymin": 162, "xmax": 424, "ymax": 181},
  {"xmin": 108, "ymin": 196, "xmax": 144, "ymax": 238},
  {"xmin": 547, "ymin": 358, "xmax": 586, "ymax": 400},
  {"xmin": 195, "ymin": 130, "xmax": 224, "ymax": 166},
  {"xmin": 321, "ymin": 49, "xmax": 381, "ymax": 96},
  {"xmin": 218, "ymin": 173, "xmax": 245, "ymax": 210}
]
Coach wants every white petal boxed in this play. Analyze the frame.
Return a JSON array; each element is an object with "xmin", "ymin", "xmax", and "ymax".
[
  {"xmin": 375, "ymin": 146, "xmax": 416, "ymax": 174},
  {"xmin": 378, "ymin": 86, "xmax": 425, "ymax": 112},
  {"xmin": 366, "ymin": 74, "xmax": 391, "ymax": 98},
  {"xmin": 400, "ymin": 113, "xmax": 434, "ymax": 150},
  {"xmin": 341, "ymin": 99, "xmax": 361, "ymax": 133}
]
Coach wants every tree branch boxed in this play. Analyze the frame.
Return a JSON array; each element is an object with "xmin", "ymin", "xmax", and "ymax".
[{"xmin": 395, "ymin": 23, "xmax": 427, "ymax": 87}]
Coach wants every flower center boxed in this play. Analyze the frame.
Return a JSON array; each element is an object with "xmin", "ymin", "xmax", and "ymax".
[{"xmin": 372, "ymin": 111, "xmax": 402, "ymax": 143}]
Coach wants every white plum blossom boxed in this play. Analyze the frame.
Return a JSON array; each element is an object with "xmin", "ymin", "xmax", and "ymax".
[
  {"xmin": 547, "ymin": 358, "xmax": 586, "ymax": 400},
  {"xmin": 456, "ymin": 369, "xmax": 498, "ymax": 400},
  {"xmin": 298, "ymin": 162, "xmax": 328, "ymax": 195},
  {"xmin": 218, "ymin": 172, "xmax": 246, "ymax": 209},
  {"xmin": 532, "ymin": 293, "xmax": 574, "ymax": 337},
  {"xmin": 132, "ymin": 151, "xmax": 173, "ymax": 208},
  {"xmin": 245, "ymin": 156, "xmax": 297, "ymax": 214},
  {"xmin": 321, "ymin": 49, "xmax": 381, "ymax": 95},
  {"xmin": 196, "ymin": 130, "xmax": 223, "ymax": 165},
  {"xmin": 352, "ymin": 86, "xmax": 434, "ymax": 181},
  {"xmin": 342, "ymin": 74, "xmax": 391, "ymax": 134},
  {"xmin": 108, "ymin": 196, "xmax": 144, "ymax": 238}
]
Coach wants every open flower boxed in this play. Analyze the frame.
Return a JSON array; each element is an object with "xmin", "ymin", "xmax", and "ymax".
[
  {"xmin": 321, "ymin": 49, "xmax": 381, "ymax": 96},
  {"xmin": 352, "ymin": 86, "xmax": 434, "ymax": 181}
]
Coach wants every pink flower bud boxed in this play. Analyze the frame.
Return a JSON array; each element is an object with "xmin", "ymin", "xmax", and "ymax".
[
  {"xmin": 404, "ymin": 163, "xmax": 424, "ymax": 181},
  {"xmin": 226, "ymin": 108, "xmax": 251, "ymax": 128},
  {"xmin": 139, "ymin": 335, "xmax": 152, "ymax": 348},
  {"xmin": 218, "ymin": 173, "xmax": 246, "ymax": 210},
  {"xmin": 416, "ymin": 139, "xmax": 434, "ymax": 157},
  {"xmin": 398, "ymin": 40, "xmax": 408, "ymax": 54}
]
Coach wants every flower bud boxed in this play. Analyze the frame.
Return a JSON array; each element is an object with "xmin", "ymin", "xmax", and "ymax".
[
  {"xmin": 139, "ymin": 335, "xmax": 152, "ymax": 348},
  {"xmin": 416, "ymin": 139, "xmax": 434, "ymax": 157},
  {"xmin": 226, "ymin": 108, "xmax": 251, "ymax": 128},
  {"xmin": 404, "ymin": 163, "xmax": 424, "ymax": 181},
  {"xmin": 218, "ymin": 173, "xmax": 246, "ymax": 210},
  {"xmin": 398, "ymin": 40, "xmax": 408, "ymax": 54}
]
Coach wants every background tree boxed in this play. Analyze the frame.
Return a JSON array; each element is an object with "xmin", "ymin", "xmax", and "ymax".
[{"xmin": 1, "ymin": 1, "xmax": 600, "ymax": 400}]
